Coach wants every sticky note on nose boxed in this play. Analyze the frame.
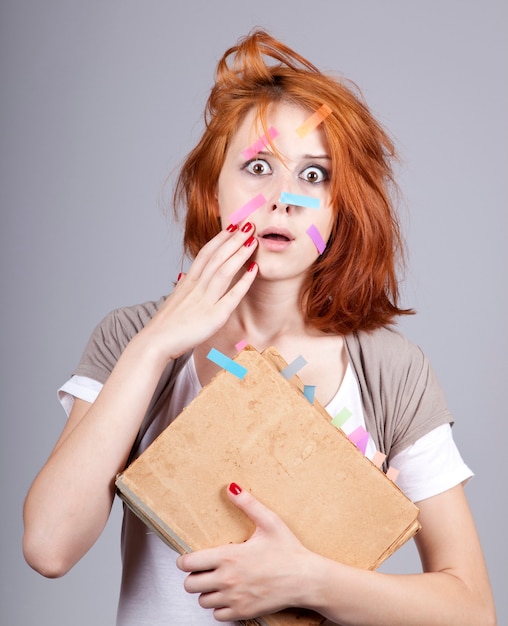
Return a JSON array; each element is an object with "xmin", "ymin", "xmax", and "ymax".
[{"xmin": 280, "ymin": 192, "xmax": 320, "ymax": 209}]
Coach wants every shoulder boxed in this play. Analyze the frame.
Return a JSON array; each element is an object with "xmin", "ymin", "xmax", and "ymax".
[
  {"xmin": 103, "ymin": 296, "xmax": 166, "ymax": 343},
  {"xmin": 344, "ymin": 326, "xmax": 425, "ymax": 371},
  {"xmin": 74, "ymin": 296, "xmax": 167, "ymax": 382}
]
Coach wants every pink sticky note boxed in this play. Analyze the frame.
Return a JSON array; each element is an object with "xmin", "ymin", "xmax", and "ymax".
[
  {"xmin": 348, "ymin": 426, "xmax": 370, "ymax": 455},
  {"xmin": 235, "ymin": 340, "xmax": 247, "ymax": 352},
  {"xmin": 242, "ymin": 126, "xmax": 279, "ymax": 159},
  {"xmin": 228, "ymin": 193, "xmax": 266, "ymax": 226},
  {"xmin": 386, "ymin": 466, "xmax": 400, "ymax": 482},
  {"xmin": 306, "ymin": 224, "xmax": 326, "ymax": 254},
  {"xmin": 371, "ymin": 451, "xmax": 387, "ymax": 468}
]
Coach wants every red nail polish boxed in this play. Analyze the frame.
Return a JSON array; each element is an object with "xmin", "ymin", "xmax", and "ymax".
[
  {"xmin": 229, "ymin": 482, "xmax": 242, "ymax": 495},
  {"xmin": 177, "ymin": 272, "xmax": 183, "ymax": 282},
  {"xmin": 247, "ymin": 261, "xmax": 257, "ymax": 272},
  {"xmin": 227, "ymin": 223, "xmax": 238, "ymax": 233},
  {"xmin": 244, "ymin": 235, "xmax": 256, "ymax": 247},
  {"xmin": 241, "ymin": 221, "xmax": 253, "ymax": 233}
]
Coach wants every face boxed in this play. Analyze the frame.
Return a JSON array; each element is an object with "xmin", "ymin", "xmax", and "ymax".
[{"xmin": 216, "ymin": 102, "xmax": 334, "ymax": 282}]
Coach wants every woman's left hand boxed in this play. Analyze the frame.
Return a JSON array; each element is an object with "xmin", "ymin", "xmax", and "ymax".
[{"xmin": 176, "ymin": 483, "xmax": 311, "ymax": 622}]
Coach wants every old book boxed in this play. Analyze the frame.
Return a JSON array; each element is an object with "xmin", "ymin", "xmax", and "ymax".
[{"xmin": 116, "ymin": 346, "xmax": 420, "ymax": 626}]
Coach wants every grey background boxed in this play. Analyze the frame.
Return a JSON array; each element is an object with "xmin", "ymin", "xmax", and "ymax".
[{"xmin": 1, "ymin": 1, "xmax": 506, "ymax": 624}]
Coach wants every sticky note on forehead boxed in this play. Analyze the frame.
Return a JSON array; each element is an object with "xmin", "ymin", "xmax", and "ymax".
[
  {"xmin": 242, "ymin": 126, "xmax": 279, "ymax": 160},
  {"xmin": 296, "ymin": 104, "xmax": 333, "ymax": 138},
  {"xmin": 228, "ymin": 193, "xmax": 266, "ymax": 226},
  {"xmin": 280, "ymin": 192, "xmax": 320, "ymax": 209}
]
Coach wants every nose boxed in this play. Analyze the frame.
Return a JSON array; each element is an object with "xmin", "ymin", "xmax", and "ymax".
[{"xmin": 270, "ymin": 201, "xmax": 291, "ymax": 214}]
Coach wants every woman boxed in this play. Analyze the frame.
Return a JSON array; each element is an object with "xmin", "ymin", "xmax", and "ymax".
[{"xmin": 23, "ymin": 30, "xmax": 496, "ymax": 625}]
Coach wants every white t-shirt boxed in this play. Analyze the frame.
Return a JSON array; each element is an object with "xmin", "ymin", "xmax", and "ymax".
[{"xmin": 58, "ymin": 357, "xmax": 472, "ymax": 625}]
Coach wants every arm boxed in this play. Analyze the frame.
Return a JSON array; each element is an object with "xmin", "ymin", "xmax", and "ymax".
[
  {"xmin": 177, "ymin": 483, "xmax": 496, "ymax": 626},
  {"xmin": 23, "ymin": 225, "xmax": 259, "ymax": 577}
]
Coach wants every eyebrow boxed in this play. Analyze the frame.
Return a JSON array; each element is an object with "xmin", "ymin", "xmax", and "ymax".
[{"xmin": 253, "ymin": 150, "xmax": 331, "ymax": 161}]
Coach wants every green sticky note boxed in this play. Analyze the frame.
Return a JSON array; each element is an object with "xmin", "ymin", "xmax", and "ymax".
[{"xmin": 331, "ymin": 407, "xmax": 352, "ymax": 429}]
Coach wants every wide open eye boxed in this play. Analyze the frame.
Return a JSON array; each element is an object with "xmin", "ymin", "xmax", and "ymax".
[
  {"xmin": 244, "ymin": 159, "xmax": 272, "ymax": 176},
  {"xmin": 300, "ymin": 165, "xmax": 329, "ymax": 184}
]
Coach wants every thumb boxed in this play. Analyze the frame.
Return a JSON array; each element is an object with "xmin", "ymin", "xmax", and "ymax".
[{"xmin": 226, "ymin": 482, "xmax": 280, "ymax": 532}]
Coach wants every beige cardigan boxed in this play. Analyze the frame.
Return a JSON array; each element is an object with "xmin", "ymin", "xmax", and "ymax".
[{"xmin": 74, "ymin": 297, "xmax": 453, "ymax": 465}]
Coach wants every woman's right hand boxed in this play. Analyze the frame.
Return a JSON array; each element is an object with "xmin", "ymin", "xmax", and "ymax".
[{"xmin": 140, "ymin": 222, "xmax": 258, "ymax": 362}]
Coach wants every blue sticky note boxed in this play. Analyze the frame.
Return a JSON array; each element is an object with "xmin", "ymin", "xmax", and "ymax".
[
  {"xmin": 206, "ymin": 348, "xmax": 247, "ymax": 380},
  {"xmin": 280, "ymin": 192, "xmax": 320, "ymax": 209},
  {"xmin": 303, "ymin": 385, "xmax": 316, "ymax": 403},
  {"xmin": 280, "ymin": 355, "xmax": 308, "ymax": 380}
]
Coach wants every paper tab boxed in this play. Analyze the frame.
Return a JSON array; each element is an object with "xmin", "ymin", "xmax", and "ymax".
[
  {"xmin": 280, "ymin": 355, "xmax": 308, "ymax": 380},
  {"xmin": 348, "ymin": 426, "xmax": 370, "ymax": 455},
  {"xmin": 386, "ymin": 466, "xmax": 400, "ymax": 482},
  {"xmin": 331, "ymin": 407, "xmax": 353, "ymax": 429},
  {"xmin": 235, "ymin": 340, "xmax": 248, "ymax": 352},
  {"xmin": 280, "ymin": 192, "xmax": 320, "ymax": 209},
  {"xmin": 303, "ymin": 385, "xmax": 316, "ymax": 403},
  {"xmin": 306, "ymin": 224, "xmax": 327, "ymax": 254},
  {"xmin": 228, "ymin": 193, "xmax": 266, "ymax": 226},
  {"xmin": 242, "ymin": 126, "xmax": 279, "ymax": 159},
  {"xmin": 371, "ymin": 451, "xmax": 387, "ymax": 468},
  {"xmin": 296, "ymin": 104, "xmax": 333, "ymax": 138},
  {"xmin": 207, "ymin": 348, "xmax": 247, "ymax": 380}
]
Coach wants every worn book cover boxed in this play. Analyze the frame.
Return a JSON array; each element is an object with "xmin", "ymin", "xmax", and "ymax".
[{"xmin": 116, "ymin": 346, "xmax": 420, "ymax": 626}]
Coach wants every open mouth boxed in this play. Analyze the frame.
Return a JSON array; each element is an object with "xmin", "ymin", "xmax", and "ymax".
[{"xmin": 262, "ymin": 233, "xmax": 291, "ymax": 242}]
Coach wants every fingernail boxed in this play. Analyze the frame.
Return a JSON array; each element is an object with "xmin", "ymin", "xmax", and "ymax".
[
  {"xmin": 243, "ymin": 235, "xmax": 256, "ymax": 247},
  {"xmin": 247, "ymin": 261, "xmax": 257, "ymax": 272},
  {"xmin": 226, "ymin": 223, "xmax": 238, "ymax": 233},
  {"xmin": 229, "ymin": 482, "xmax": 242, "ymax": 495},
  {"xmin": 177, "ymin": 272, "xmax": 183, "ymax": 282},
  {"xmin": 241, "ymin": 221, "xmax": 253, "ymax": 233}
]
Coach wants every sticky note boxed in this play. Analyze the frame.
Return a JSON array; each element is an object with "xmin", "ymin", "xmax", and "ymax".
[
  {"xmin": 206, "ymin": 348, "xmax": 247, "ymax": 380},
  {"xmin": 242, "ymin": 126, "xmax": 279, "ymax": 160},
  {"xmin": 228, "ymin": 193, "xmax": 266, "ymax": 226},
  {"xmin": 331, "ymin": 407, "xmax": 353, "ymax": 429},
  {"xmin": 306, "ymin": 224, "xmax": 327, "ymax": 254},
  {"xmin": 280, "ymin": 192, "xmax": 320, "ymax": 209},
  {"xmin": 280, "ymin": 355, "xmax": 308, "ymax": 380},
  {"xmin": 371, "ymin": 451, "xmax": 387, "ymax": 468},
  {"xmin": 386, "ymin": 466, "xmax": 400, "ymax": 482},
  {"xmin": 296, "ymin": 104, "xmax": 333, "ymax": 138},
  {"xmin": 235, "ymin": 340, "xmax": 247, "ymax": 352},
  {"xmin": 303, "ymin": 385, "xmax": 316, "ymax": 403},
  {"xmin": 348, "ymin": 426, "xmax": 370, "ymax": 455}
]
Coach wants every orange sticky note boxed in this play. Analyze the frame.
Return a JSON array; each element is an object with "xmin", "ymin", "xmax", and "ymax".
[{"xmin": 296, "ymin": 104, "xmax": 332, "ymax": 138}]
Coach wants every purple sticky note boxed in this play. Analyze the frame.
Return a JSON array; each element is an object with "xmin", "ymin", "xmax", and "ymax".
[
  {"xmin": 306, "ymin": 224, "xmax": 326, "ymax": 254},
  {"xmin": 348, "ymin": 426, "xmax": 370, "ymax": 455}
]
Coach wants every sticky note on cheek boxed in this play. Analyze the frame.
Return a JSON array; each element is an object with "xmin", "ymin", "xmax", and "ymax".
[
  {"xmin": 228, "ymin": 193, "xmax": 266, "ymax": 226},
  {"xmin": 306, "ymin": 224, "xmax": 327, "ymax": 255}
]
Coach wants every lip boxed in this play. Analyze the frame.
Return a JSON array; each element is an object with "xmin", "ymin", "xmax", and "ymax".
[{"xmin": 257, "ymin": 226, "xmax": 294, "ymax": 251}]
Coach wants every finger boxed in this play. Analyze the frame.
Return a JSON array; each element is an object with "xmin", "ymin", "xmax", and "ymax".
[
  {"xmin": 186, "ymin": 223, "xmax": 252, "ymax": 282},
  {"xmin": 226, "ymin": 482, "xmax": 280, "ymax": 533},
  {"xmin": 207, "ymin": 261, "xmax": 257, "ymax": 320},
  {"xmin": 182, "ymin": 570, "xmax": 220, "ymax": 595},
  {"xmin": 176, "ymin": 548, "xmax": 222, "ymax": 574},
  {"xmin": 198, "ymin": 228, "xmax": 258, "ymax": 289}
]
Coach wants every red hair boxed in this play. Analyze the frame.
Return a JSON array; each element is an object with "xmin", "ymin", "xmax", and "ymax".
[{"xmin": 174, "ymin": 30, "xmax": 413, "ymax": 334}]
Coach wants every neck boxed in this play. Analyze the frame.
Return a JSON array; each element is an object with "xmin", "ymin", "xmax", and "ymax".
[{"xmin": 226, "ymin": 276, "xmax": 316, "ymax": 349}]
